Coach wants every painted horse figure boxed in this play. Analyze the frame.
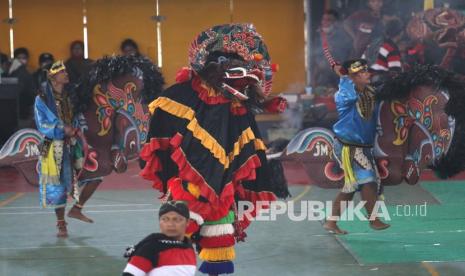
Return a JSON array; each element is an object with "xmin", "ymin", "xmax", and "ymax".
[
  {"xmin": 281, "ymin": 65, "xmax": 465, "ymax": 188},
  {"xmin": 0, "ymin": 56, "xmax": 164, "ymax": 190}
]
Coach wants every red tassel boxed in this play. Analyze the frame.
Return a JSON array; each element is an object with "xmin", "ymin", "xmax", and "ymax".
[
  {"xmin": 186, "ymin": 220, "xmax": 200, "ymax": 234},
  {"xmin": 321, "ymin": 31, "xmax": 338, "ymax": 68},
  {"xmin": 175, "ymin": 67, "xmax": 192, "ymax": 83},
  {"xmin": 199, "ymin": 235, "xmax": 236, "ymax": 248}
]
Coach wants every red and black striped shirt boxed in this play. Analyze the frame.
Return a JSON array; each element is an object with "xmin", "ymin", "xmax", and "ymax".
[
  {"xmin": 367, "ymin": 38, "xmax": 402, "ymax": 73},
  {"xmin": 123, "ymin": 233, "xmax": 196, "ymax": 276}
]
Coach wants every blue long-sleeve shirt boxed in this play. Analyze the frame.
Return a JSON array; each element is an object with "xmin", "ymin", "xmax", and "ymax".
[
  {"xmin": 332, "ymin": 76, "xmax": 378, "ymax": 146},
  {"xmin": 34, "ymin": 96, "xmax": 65, "ymax": 140}
]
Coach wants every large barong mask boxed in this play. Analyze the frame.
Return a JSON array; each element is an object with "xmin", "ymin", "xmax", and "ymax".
[{"xmin": 188, "ymin": 23, "xmax": 277, "ymax": 101}]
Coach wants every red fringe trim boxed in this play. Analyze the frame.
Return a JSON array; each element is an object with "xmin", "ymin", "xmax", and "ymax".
[
  {"xmin": 199, "ymin": 235, "xmax": 236, "ymax": 248},
  {"xmin": 232, "ymin": 156, "xmax": 277, "ymax": 231},
  {"xmin": 191, "ymin": 76, "xmax": 230, "ymax": 105},
  {"xmin": 140, "ymin": 133, "xmax": 277, "ymax": 223},
  {"xmin": 175, "ymin": 67, "xmax": 192, "ymax": 83},
  {"xmin": 139, "ymin": 138, "xmax": 171, "ymax": 191},
  {"xmin": 186, "ymin": 220, "xmax": 200, "ymax": 234},
  {"xmin": 234, "ymin": 187, "xmax": 277, "ymax": 231},
  {"xmin": 191, "ymin": 74, "xmax": 248, "ymax": 115},
  {"xmin": 169, "ymin": 177, "xmax": 234, "ymax": 221},
  {"xmin": 233, "ymin": 155, "xmax": 277, "ymax": 205},
  {"xmin": 235, "ymin": 187, "xmax": 277, "ymax": 205}
]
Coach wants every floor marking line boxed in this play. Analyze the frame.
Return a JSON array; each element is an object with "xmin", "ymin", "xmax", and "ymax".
[
  {"xmin": 421, "ymin": 261, "xmax": 440, "ymax": 276},
  {"xmin": 290, "ymin": 186, "xmax": 312, "ymax": 202},
  {"xmin": 0, "ymin": 193, "xmax": 25, "ymax": 207}
]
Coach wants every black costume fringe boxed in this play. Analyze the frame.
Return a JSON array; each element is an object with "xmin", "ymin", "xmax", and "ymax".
[{"xmin": 268, "ymin": 159, "xmax": 291, "ymax": 199}]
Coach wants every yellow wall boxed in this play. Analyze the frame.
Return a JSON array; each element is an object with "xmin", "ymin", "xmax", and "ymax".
[
  {"xmin": 159, "ymin": 0, "xmax": 230, "ymax": 84},
  {"xmin": 233, "ymin": 0, "xmax": 306, "ymax": 93},
  {"xmin": 87, "ymin": 0, "xmax": 158, "ymax": 61},
  {"xmin": 3, "ymin": 0, "xmax": 306, "ymax": 93},
  {"xmin": 13, "ymin": 0, "xmax": 83, "ymax": 70},
  {"xmin": 0, "ymin": 0, "xmax": 11, "ymax": 56},
  {"xmin": 159, "ymin": 0, "xmax": 305, "ymax": 93}
]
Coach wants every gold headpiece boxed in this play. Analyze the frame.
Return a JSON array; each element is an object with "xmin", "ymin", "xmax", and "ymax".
[
  {"xmin": 48, "ymin": 60, "xmax": 66, "ymax": 76},
  {"xmin": 348, "ymin": 61, "xmax": 368, "ymax": 74}
]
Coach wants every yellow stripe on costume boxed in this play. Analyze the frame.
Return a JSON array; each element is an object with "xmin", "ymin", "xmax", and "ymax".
[
  {"xmin": 187, "ymin": 183, "xmax": 201, "ymax": 198},
  {"xmin": 41, "ymin": 143, "xmax": 59, "ymax": 179},
  {"xmin": 148, "ymin": 97, "xmax": 267, "ymax": 169},
  {"xmin": 149, "ymin": 97, "xmax": 228, "ymax": 166},
  {"xmin": 254, "ymin": 139, "xmax": 266, "ymax": 151},
  {"xmin": 341, "ymin": 145, "xmax": 357, "ymax": 190},
  {"xmin": 40, "ymin": 143, "xmax": 60, "ymax": 208},
  {"xmin": 199, "ymin": 246, "xmax": 236, "ymax": 261},
  {"xmin": 228, "ymin": 127, "xmax": 267, "ymax": 164}
]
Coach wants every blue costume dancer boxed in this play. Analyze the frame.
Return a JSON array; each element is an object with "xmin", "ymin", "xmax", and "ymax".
[
  {"xmin": 35, "ymin": 60, "xmax": 87, "ymax": 238},
  {"xmin": 323, "ymin": 59, "xmax": 390, "ymax": 234},
  {"xmin": 35, "ymin": 88, "xmax": 74, "ymax": 208},
  {"xmin": 332, "ymin": 63, "xmax": 380, "ymax": 193}
]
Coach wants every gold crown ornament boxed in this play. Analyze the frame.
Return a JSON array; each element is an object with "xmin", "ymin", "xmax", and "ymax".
[
  {"xmin": 348, "ymin": 61, "xmax": 368, "ymax": 74},
  {"xmin": 48, "ymin": 60, "xmax": 66, "ymax": 76}
]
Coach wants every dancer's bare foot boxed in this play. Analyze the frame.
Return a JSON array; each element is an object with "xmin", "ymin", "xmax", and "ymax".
[
  {"xmin": 67, "ymin": 204, "xmax": 94, "ymax": 223},
  {"xmin": 369, "ymin": 219, "xmax": 390, "ymax": 230},
  {"xmin": 323, "ymin": 220, "xmax": 348, "ymax": 235},
  {"xmin": 56, "ymin": 220, "xmax": 68, "ymax": 238}
]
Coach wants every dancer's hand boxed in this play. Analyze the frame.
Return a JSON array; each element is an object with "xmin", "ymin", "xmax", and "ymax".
[{"xmin": 333, "ymin": 64, "xmax": 345, "ymax": 77}]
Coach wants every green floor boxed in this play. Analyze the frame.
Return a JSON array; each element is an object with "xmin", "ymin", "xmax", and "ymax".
[
  {"xmin": 337, "ymin": 182, "xmax": 465, "ymax": 265},
  {"xmin": 1, "ymin": 183, "xmax": 465, "ymax": 275}
]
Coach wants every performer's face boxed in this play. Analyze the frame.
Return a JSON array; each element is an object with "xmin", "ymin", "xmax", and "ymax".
[
  {"xmin": 52, "ymin": 70, "xmax": 69, "ymax": 85},
  {"xmin": 159, "ymin": 211, "xmax": 188, "ymax": 240},
  {"xmin": 351, "ymin": 69, "xmax": 371, "ymax": 86}
]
